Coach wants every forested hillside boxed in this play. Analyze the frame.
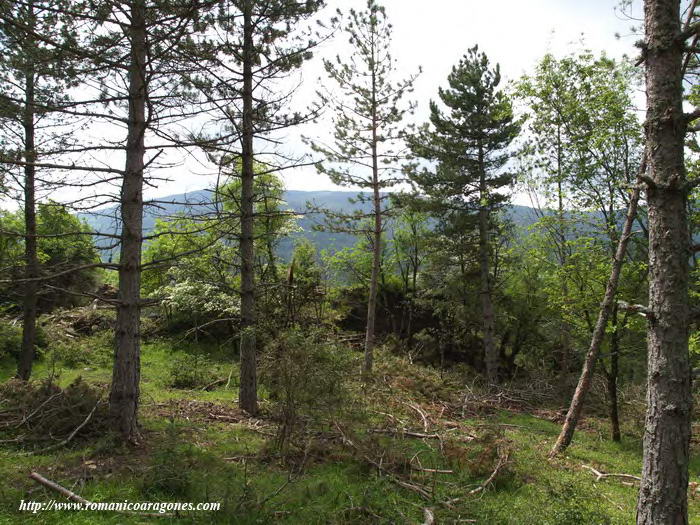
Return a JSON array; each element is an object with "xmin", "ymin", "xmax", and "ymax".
[
  {"xmin": 80, "ymin": 190, "xmax": 558, "ymax": 260},
  {"xmin": 0, "ymin": 0, "xmax": 698, "ymax": 524}
]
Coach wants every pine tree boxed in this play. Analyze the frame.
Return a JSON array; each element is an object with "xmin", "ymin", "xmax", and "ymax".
[
  {"xmin": 208, "ymin": 0, "xmax": 325, "ymax": 413},
  {"xmin": 407, "ymin": 46, "xmax": 520, "ymax": 384},
  {"xmin": 637, "ymin": 0, "xmax": 695, "ymax": 521},
  {"xmin": 0, "ymin": 0, "xmax": 81, "ymax": 380},
  {"xmin": 307, "ymin": 0, "xmax": 418, "ymax": 375}
]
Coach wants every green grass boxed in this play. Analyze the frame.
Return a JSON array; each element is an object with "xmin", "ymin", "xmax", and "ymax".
[{"xmin": 1, "ymin": 335, "xmax": 699, "ymax": 524}]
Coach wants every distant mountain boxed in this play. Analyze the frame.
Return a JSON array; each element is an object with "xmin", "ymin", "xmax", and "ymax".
[{"xmin": 79, "ymin": 189, "xmax": 574, "ymax": 260}]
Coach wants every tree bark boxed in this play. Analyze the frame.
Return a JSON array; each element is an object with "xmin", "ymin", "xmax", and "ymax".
[
  {"xmin": 637, "ymin": 0, "xmax": 691, "ymax": 522},
  {"xmin": 478, "ymin": 149, "xmax": 498, "ymax": 384},
  {"xmin": 17, "ymin": 3, "xmax": 38, "ymax": 381},
  {"xmin": 109, "ymin": 0, "xmax": 147, "ymax": 442},
  {"xmin": 238, "ymin": 0, "xmax": 257, "ymax": 414},
  {"xmin": 549, "ymin": 174, "xmax": 643, "ymax": 457},
  {"xmin": 363, "ymin": 32, "xmax": 381, "ymax": 377}
]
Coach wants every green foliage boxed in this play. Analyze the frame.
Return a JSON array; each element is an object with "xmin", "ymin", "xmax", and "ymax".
[
  {"xmin": 141, "ymin": 420, "xmax": 195, "ymax": 498},
  {"xmin": 260, "ymin": 328, "xmax": 357, "ymax": 451},
  {"xmin": 167, "ymin": 353, "xmax": 219, "ymax": 390},
  {"xmin": 142, "ymin": 171, "xmax": 297, "ymax": 335},
  {"xmin": 0, "ymin": 319, "xmax": 22, "ymax": 359},
  {"xmin": 407, "ymin": 45, "xmax": 520, "ymax": 225},
  {"xmin": 0, "ymin": 203, "xmax": 100, "ymax": 312}
]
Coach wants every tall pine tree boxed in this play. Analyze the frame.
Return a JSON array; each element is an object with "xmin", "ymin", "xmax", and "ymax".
[
  {"xmin": 407, "ymin": 46, "xmax": 520, "ymax": 384},
  {"xmin": 307, "ymin": 0, "xmax": 417, "ymax": 375},
  {"xmin": 209, "ymin": 0, "xmax": 325, "ymax": 413},
  {"xmin": 0, "ymin": 0, "xmax": 81, "ymax": 380}
]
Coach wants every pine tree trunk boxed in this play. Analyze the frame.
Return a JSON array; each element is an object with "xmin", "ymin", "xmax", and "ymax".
[
  {"xmin": 549, "ymin": 180, "xmax": 643, "ymax": 457},
  {"xmin": 17, "ymin": 19, "xmax": 38, "ymax": 380},
  {"xmin": 363, "ymin": 40, "xmax": 381, "ymax": 377},
  {"xmin": 238, "ymin": 0, "xmax": 257, "ymax": 414},
  {"xmin": 109, "ymin": 0, "xmax": 146, "ymax": 441},
  {"xmin": 364, "ymin": 151, "xmax": 381, "ymax": 376},
  {"xmin": 478, "ymin": 151, "xmax": 497, "ymax": 384},
  {"xmin": 637, "ymin": 0, "xmax": 691, "ymax": 522}
]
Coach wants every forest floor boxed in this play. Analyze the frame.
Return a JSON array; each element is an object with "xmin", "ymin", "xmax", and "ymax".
[{"xmin": 0, "ymin": 321, "xmax": 698, "ymax": 524}]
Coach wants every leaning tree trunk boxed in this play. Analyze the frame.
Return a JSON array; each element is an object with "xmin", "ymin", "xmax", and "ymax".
[
  {"xmin": 363, "ymin": 49, "xmax": 381, "ymax": 378},
  {"xmin": 549, "ymin": 173, "xmax": 643, "ymax": 457},
  {"xmin": 637, "ymin": 0, "xmax": 691, "ymax": 522},
  {"xmin": 17, "ymin": 30, "xmax": 38, "ymax": 381},
  {"xmin": 109, "ymin": 0, "xmax": 147, "ymax": 442},
  {"xmin": 238, "ymin": 0, "xmax": 257, "ymax": 415}
]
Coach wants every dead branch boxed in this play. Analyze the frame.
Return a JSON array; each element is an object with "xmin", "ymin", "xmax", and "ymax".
[
  {"xmin": 29, "ymin": 472, "xmax": 174, "ymax": 518},
  {"xmin": 334, "ymin": 423, "xmax": 432, "ymax": 500},
  {"xmin": 22, "ymin": 399, "xmax": 101, "ymax": 455},
  {"xmin": 617, "ymin": 301, "xmax": 655, "ymax": 320},
  {"xmin": 581, "ymin": 464, "xmax": 641, "ymax": 484},
  {"xmin": 413, "ymin": 467, "xmax": 454, "ymax": 474},
  {"xmin": 201, "ymin": 378, "xmax": 227, "ymax": 391},
  {"xmin": 29, "ymin": 472, "xmax": 90, "ymax": 504},
  {"xmin": 15, "ymin": 392, "xmax": 63, "ymax": 428},
  {"xmin": 468, "ymin": 452, "xmax": 509, "ymax": 495},
  {"xmin": 368, "ymin": 429, "xmax": 441, "ymax": 439},
  {"xmin": 406, "ymin": 402, "xmax": 430, "ymax": 432},
  {"xmin": 368, "ymin": 428, "xmax": 475, "ymax": 442}
]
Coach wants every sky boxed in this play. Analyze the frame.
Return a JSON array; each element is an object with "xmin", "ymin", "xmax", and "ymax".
[
  {"xmin": 10, "ymin": 0, "xmax": 647, "ymax": 211},
  {"xmin": 161, "ymin": 0, "xmax": 646, "ymax": 202}
]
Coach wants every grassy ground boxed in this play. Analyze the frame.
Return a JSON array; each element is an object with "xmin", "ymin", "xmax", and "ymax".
[{"xmin": 0, "ymin": 330, "xmax": 698, "ymax": 524}]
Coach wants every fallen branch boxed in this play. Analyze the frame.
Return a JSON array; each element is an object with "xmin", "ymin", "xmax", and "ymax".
[
  {"xmin": 15, "ymin": 392, "xmax": 63, "ymax": 428},
  {"xmin": 201, "ymin": 378, "xmax": 227, "ymax": 391},
  {"xmin": 29, "ymin": 472, "xmax": 174, "ymax": 518},
  {"xmin": 29, "ymin": 472, "xmax": 90, "ymax": 504},
  {"xmin": 413, "ymin": 467, "xmax": 454, "ymax": 474},
  {"xmin": 368, "ymin": 429, "xmax": 441, "ymax": 439},
  {"xmin": 468, "ymin": 452, "xmax": 509, "ymax": 495},
  {"xmin": 334, "ymin": 423, "xmax": 432, "ymax": 500},
  {"xmin": 368, "ymin": 428, "xmax": 475, "ymax": 443},
  {"xmin": 581, "ymin": 464, "xmax": 641, "ymax": 483},
  {"xmin": 406, "ymin": 402, "xmax": 430, "ymax": 433}
]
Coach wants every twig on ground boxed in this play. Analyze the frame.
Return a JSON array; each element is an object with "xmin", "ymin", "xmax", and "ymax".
[
  {"xmin": 581, "ymin": 464, "xmax": 641, "ymax": 483},
  {"xmin": 406, "ymin": 402, "xmax": 430, "ymax": 432},
  {"xmin": 29, "ymin": 472, "xmax": 174, "ymax": 518},
  {"xmin": 468, "ymin": 452, "xmax": 509, "ymax": 495},
  {"xmin": 201, "ymin": 378, "xmax": 226, "ymax": 391}
]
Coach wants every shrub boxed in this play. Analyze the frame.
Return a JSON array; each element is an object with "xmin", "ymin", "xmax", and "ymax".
[
  {"xmin": 141, "ymin": 420, "xmax": 195, "ymax": 498},
  {"xmin": 260, "ymin": 328, "xmax": 357, "ymax": 452},
  {"xmin": 0, "ymin": 320, "xmax": 22, "ymax": 359},
  {"xmin": 168, "ymin": 353, "xmax": 219, "ymax": 389}
]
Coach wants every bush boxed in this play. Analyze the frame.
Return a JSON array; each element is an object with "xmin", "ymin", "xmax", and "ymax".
[
  {"xmin": 47, "ymin": 332, "xmax": 113, "ymax": 369},
  {"xmin": 0, "ymin": 320, "xmax": 22, "ymax": 359},
  {"xmin": 260, "ymin": 328, "xmax": 357, "ymax": 452},
  {"xmin": 141, "ymin": 420, "xmax": 195, "ymax": 498},
  {"xmin": 168, "ymin": 353, "xmax": 219, "ymax": 389}
]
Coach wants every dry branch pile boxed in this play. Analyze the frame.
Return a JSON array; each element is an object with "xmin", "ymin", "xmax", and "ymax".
[{"xmin": 0, "ymin": 377, "xmax": 108, "ymax": 451}]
